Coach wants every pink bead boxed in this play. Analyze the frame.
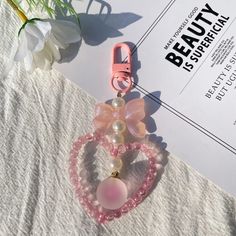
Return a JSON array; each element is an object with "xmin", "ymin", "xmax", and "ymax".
[
  {"xmin": 105, "ymin": 212, "xmax": 115, "ymax": 221},
  {"xmin": 96, "ymin": 213, "xmax": 105, "ymax": 224},
  {"xmin": 143, "ymin": 179, "xmax": 153, "ymax": 189},
  {"xmin": 146, "ymin": 150, "xmax": 154, "ymax": 158},
  {"xmin": 125, "ymin": 143, "xmax": 132, "ymax": 151},
  {"xmin": 69, "ymin": 159, "xmax": 77, "ymax": 167},
  {"xmin": 110, "ymin": 147, "xmax": 118, "ymax": 157},
  {"xmin": 137, "ymin": 187, "xmax": 146, "ymax": 196},
  {"xmin": 94, "ymin": 134, "xmax": 101, "ymax": 142},
  {"xmin": 150, "ymin": 150, "xmax": 157, "ymax": 158},
  {"xmin": 149, "ymin": 157, "xmax": 156, "ymax": 165},
  {"xmin": 68, "ymin": 168, "xmax": 76, "ymax": 177},
  {"xmin": 114, "ymin": 210, "xmax": 122, "ymax": 218},
  {"xmin": 96, "ymin": 177, "xmax": 128, "ymax": 210},
  {"xmin": 133, "ymin": 195, "xmax": 143, "ymax": 204},
  {"xmin": 75, "ymin": 188, "xmax": 82, "ymax": 197},
  {"xmin": 70, "ymin": 149, "xmax": 78, "ymax": 156},
  {"xmin": 90, "ymin": 209, "xmax": 98, "ymax": 218},
  {"xmin": 84, "ymin": 186, "xmax": 92, "ymax": 193},
  {"xmin": 117, "ymin": 145, "xmax": 126, "ymax": 155},
  {"xmin": 72, "ymin": 143, "xmax": 79, "ymax": 149},
  {"xmin": 70, "ymin": 175, "xmax": 79, "ymax": 186},
  {"xmin": 140, "ymin": 144, "xmax": 147, "ymax": 152},
  {"xmin": 147, "ymin": 173, "xmax": 155, "ymax": 183},
  {"xmin": 148, "ymin": 166, "xmax": 157, "ymax": 175},
  {"xmin": 121, "ymin": 204, "xmax": 129, "ymax": 213},
  {"xmin": 85, "ymin": 133, "xmax": 93, "ymax": 140},
  {"xmin": 87, "ymin": 194, "xmax": 95, "ymax": 201},
  {"xmin": 133, "ymin": 142, "xmax": 141, "ymax": 150},
  {"xmin": 129, "ymin": 143, "xmax": 137, "ymax": 150},
  {"xmin": 127, "ymin": 199, "xmax": 135, "ymax": 209}
]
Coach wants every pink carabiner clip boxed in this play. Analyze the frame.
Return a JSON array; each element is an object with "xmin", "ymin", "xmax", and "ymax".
[{"xmin": 110, "ymin": 43, "xmax": 132, "ymax": 93}]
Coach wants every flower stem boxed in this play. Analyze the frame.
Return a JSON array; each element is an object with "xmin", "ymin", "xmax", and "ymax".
[{"xmin": 6, "ymin": 0, "xmax": 28, "ymax": 23}]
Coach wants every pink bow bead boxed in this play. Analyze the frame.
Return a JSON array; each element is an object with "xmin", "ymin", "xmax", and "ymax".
[{"xmin": 93, "ymin": 98, "xmax": 146, "ymax": 138}]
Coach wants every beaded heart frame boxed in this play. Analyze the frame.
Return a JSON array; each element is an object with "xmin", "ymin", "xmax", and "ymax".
[{"xmin": 69, "ymin": 132, "xmax": 160, "ymax": 223}]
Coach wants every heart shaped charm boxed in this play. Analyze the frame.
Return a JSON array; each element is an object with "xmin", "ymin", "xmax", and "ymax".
[
  {"xmin": 68, "ymin": 43, "xmax": 163, "ymax": 223},
  {"xmin": 69, "ymin": 132, "xmax": 160, "ymax": 223}
]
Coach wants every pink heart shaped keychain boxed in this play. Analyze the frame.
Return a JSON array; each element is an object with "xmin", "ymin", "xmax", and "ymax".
[{"xmin": 69, "ymin": 43, "xmax": 161, "ymax": 223}]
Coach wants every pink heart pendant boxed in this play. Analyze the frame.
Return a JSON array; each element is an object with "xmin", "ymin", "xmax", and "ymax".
[{"xmin": 69, "ymin": 132, "xmax": 160, "ymax": 224}]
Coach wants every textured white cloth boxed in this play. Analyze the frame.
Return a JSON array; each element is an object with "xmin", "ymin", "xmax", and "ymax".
[{"xmin": 1, "ymin": 2, "xmax": 236, "ymax": 236}]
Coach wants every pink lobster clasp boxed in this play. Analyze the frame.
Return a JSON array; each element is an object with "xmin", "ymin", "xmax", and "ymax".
[{"xmin": 111, "ymin": 43, "xmax": 132, "ymax": 93}]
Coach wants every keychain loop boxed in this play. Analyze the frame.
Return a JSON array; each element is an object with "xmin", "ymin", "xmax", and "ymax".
[{"xmin": 110, "ymin": 43, "xmax": 132, "ymax": 93}]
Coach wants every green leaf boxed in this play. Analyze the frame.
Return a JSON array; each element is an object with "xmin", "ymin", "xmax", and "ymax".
[{"xmin": 13, "ymin": 0, "xmax": 80, "ymax": 20}]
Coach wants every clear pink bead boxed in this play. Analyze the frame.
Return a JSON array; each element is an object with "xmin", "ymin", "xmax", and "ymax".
[
  {"xmin": 114, "ymin": 210, "xmax": 122, "ymax": 218},
  {"xmin": 140, "ymin": 144, "xmax": 147, "ymax": 152},
  {"xmin": 118, "ymin": 145, "xmax": 126, "ymax": 155},
  {"xmin": 70, "ymin": 149, "xmax": 78, "ymax": 156},
  {"xmin": 87, "ymin": 193, "xmax": 95, "ymax": 201},
  {"xmin": 85, "ymin": 133, "xmax": 94, "ymax": 141},
  {"xmin": 133, "ymin": 142, "xmax": 141, "ymax": 150},
  {"xmin": 105, "ymin": 212, "xmax": 115, "ymax": 221},
  {"xmin": 69, "ymin": 158, "xmax": 77, "ymax": 166},
  {"xmin": 127, "ymin": 199, "xmax": 135, "ymax": 209},
  {"xmin": 133, "ymin": 195, "xmax": 143, "ymax": 204},
  {"xmin": 137, "ymin": 187, "xmax": 146, "ymax": 196},
  {"xmin": 147, "ymin": 173, "xmax": 155, "ymax": 182},
  {"xmin": 94, "ymin": 134, "xmax": 101, "ymax": 142},
  {"xmin": 148, "ymin": 157, "xmax": 156, "ymax": 165},
  {"xmin": 148, "ymin": 166, "xmax": 157, "ymax": 175},
  {"xmin": 110, "ymin": 147, "xmax": 118, "ymax": 157},
  {"xmin": 149, "ymin": 150, "xmax": 157, "ymax": 158},
  {"xmin": 121, "ymin": 204, "xmax": 129, "ymax": 213},
  {"xmin": 70, "ymin": 175, "xmax": 79, "ymax": 186},
  {"xmin": 75, "ymin": 188, "xmax": 82, "ymax": 197},
  {"xmin": 68, "ymin": 167, "xmax": 76, "ymax": 177},
  {"xmin": 143, "ymin": 179, "xmax": 153, "ymax": 189},
  {"xmin": 125, "ymin": 143, "xmax": 131, "ymax": 151},
  {"xmin": 96, "ymin": 213, "xmax": 105, "ymax": 224},
  {"xmin": 129, "ymin": 143, "xmax": 137, "ymax": 150}
]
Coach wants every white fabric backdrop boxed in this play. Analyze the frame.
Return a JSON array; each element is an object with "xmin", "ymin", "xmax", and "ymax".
[{"xmin": 0, "ymin": 2, "xmax": 236, "ymax": 235}]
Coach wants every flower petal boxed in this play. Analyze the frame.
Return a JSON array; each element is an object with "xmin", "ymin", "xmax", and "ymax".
[
  {"xmin": 24, "ymin": 52, "xmax": 34, "ymax": 71},
  {"xmin": 45, "ymin": 39, "xmax": 61, "ymax": 62},
  {"xmin": 35, "ymin": 20, "xmax": 52, "ymax": 39},
  {"xmin": 33, "ymin": 45, "xmax": 53, "ymax": 70},
  {"xmin": 24, "ymin": 23, "xmax": 46, "ymax": 52},
  {"xmin": 48, "ymin": 19, "xmax": 81, "ymax": 48},
  {"xmin": 14, "ymin": 31, "xmax": 28, "ymax": 61}
]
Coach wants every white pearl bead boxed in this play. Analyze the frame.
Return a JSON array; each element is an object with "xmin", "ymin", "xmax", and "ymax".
[
  {"xmin": 112, "ymin": 97, "xmax": 125, "ymax": 109},
  {"xmin": 111, "ymin": 133, "xmax": 124, "ymax": 144},
  {"xmin": 112, "ymin": 119, "xmax": 126, "ymax": 133},
  {"xmin": 110, "ymin": 158, "xmax": 123, "ymax": 171}
]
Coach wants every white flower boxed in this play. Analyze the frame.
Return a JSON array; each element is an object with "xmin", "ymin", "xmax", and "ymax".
[{"xmin": 14, "ymin": 19, "xmax": 81, "ymax": 71}]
